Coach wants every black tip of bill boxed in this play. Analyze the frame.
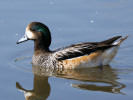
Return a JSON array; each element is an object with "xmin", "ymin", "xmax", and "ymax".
[{"xmin": 16, "ymin": 42, "xmax": 19, "ymax": 44}]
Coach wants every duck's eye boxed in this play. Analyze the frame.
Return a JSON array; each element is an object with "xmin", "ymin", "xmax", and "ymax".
[
  {"xmin": 31, "ymin": 25, "xmax": 44, "ymax": 33},
  {"xmin": 31, "ymin": 28, "xmax": 39, "ymax": 32}
]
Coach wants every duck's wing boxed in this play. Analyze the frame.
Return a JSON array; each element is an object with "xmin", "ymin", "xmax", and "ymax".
[
  {"xmin": 53, "ymin": 36, "xmax": 123, "ymax": 61},
  {"xmin": 53, "ymin": 42, "xmax": 113, "ymax": 61}
]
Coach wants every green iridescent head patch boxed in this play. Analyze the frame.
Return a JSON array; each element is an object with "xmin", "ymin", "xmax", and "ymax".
[{"xmin": 31, "ymin": 23, "xmax": 51, "ymax": 47}]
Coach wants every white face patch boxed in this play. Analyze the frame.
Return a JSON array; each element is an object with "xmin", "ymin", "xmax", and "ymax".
[{"xmin": 25, "ymin": 29, "xmax": 34, "ymax": 39}]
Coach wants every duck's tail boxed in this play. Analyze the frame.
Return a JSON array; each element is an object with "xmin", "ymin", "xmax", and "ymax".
[
  {"xmin": 101, "ymin": 36, "xmax": 122, "ymax": 44},
  {"xmin": 113, "ymin": 36, "xmax": 128, "ymax": 46}
]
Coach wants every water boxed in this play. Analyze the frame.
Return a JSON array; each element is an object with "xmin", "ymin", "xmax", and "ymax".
[{"xmin": 0, "ymin": 0, "xmax": 133, "ymax": 100}]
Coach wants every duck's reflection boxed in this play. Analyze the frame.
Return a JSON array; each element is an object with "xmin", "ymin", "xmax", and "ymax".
[
  {"xmin": 16, "ymin": 65, "xmax": 126, "ymax": 100},
  {"xmin": 16, "ymin": 75, "xmax": 50, "ymax": 100}
]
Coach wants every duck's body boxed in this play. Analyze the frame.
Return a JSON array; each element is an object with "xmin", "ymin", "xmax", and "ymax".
[{"xmin": 17, "ymin": 22, "xmax": 128, "ymax": 69}]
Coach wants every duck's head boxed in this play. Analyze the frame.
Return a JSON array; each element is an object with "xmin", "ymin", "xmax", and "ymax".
[{"xmin": 17, "ymin": 22, "xmax": 51, "ymax": 49}]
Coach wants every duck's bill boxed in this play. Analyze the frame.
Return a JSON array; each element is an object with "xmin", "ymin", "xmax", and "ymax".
[{"xmin": 17, "ymin": 34, "xmax": 29, "ymax": 44}]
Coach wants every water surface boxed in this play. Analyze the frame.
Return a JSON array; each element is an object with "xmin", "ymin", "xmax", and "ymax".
[{"xmin": 0, "ymin": 0, "xmax": 133, "ymax": 100}]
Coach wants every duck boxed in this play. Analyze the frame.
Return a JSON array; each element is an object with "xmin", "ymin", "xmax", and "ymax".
[{"xmin": 17, "ymin": 22, "xmax": 128, "ymax": 69}]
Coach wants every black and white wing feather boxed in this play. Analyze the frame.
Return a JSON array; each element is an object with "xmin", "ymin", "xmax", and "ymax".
[
  {"xmin": 53, "ymin": 42, "xmax": 112, "ymax": 61},
  {"xmin": 53, "ymin": 36, "xmax": 122, "ymax": 61}
]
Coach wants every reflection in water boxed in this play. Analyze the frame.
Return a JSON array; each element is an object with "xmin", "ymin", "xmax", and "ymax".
[
  {"xmin": 16, "ymin": 65, "xmax": 126, "ymax": 100},
  {"xmin": 16, "ymin": 74, "xmax": 50, "ymax": 100},
  {"xmin": 54, "ymin": 66, "xmax": 126, "ymax": 94}
]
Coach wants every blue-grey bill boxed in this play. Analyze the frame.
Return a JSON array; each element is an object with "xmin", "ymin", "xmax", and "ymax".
[{"xmin": 17, "ymin": 34, "xmax": 29, "ymax": 44}]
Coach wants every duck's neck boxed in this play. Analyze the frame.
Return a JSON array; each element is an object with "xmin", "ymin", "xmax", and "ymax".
[{"xmin": 34, "ymin": 39, "xmax": 50, "ymax": 52}]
